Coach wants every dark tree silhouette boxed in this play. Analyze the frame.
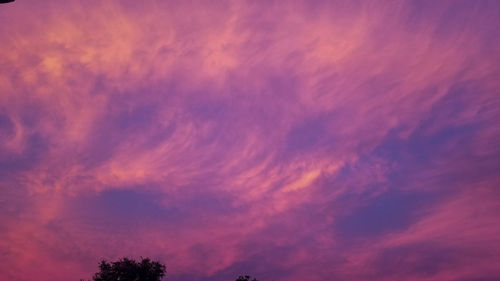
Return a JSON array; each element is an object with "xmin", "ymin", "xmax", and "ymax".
[
  {"xmin": 84, "ymin": 257, "xmax": 166, "ymax": 281},
  {"xmin": 235, "ymin": 275, "xmax": 258, "ymax": 281},
  {"xmin": 0, "ymin": 0, "xmax": 15, "ymax": 4},
  {"xmin": 82, "ymin": 257, "xmax": 259, "ymax": 281}
]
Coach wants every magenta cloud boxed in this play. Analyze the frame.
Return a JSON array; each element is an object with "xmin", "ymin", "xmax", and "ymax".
[{"xmin": 0, "ymin": 1, "xmax": 499, "ymax": 281}]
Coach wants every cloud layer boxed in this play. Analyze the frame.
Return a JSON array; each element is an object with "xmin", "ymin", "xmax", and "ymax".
[{"xmin": 1, "ymin": 1, "xmax": 499, "ymax": 280}]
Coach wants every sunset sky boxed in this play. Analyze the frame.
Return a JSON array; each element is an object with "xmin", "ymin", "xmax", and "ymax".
[{"xmin": 1, "ymin": 1, "xmax": 499, "ymax": 280}]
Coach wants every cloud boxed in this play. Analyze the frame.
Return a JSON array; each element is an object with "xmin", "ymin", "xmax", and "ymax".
[{"xmin": 0, "ymin": 0, "xmax": 499, "ymax": 280}]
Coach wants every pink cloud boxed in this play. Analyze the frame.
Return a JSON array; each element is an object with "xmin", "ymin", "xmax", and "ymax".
[{"xmin": 0, "ymin": 1, "xmax": 499, "ymax": 280}]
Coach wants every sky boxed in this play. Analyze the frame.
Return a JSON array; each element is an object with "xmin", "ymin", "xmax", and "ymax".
[{"xmin": 0, "ymin": 1, "xmax": 499, "ymax": 280}]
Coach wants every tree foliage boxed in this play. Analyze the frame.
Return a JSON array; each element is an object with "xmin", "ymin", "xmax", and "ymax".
[
  {"xmin": 83, "ymin": 256, "xmax": 259, "ymax": 281},
  {"xmin": 87, "ymin": 257, "xmax": 166, "ymax": 281},
  {"xmin": 235, "ymin": 275, "xmax": 258, "ymax": 281}
]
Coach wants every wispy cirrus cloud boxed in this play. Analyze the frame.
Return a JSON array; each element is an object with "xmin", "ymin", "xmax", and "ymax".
[{"xmin": 0, "ymin": 0, "xmax": 499, "ymax": 280}]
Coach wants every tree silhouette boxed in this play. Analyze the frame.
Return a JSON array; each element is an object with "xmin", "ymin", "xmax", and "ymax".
[
  {"xmin": 84, "ymin": 257, "xmax": 166, "ymax": 281},
  {"xmin": 82, "ymin": 257, "xmax": 259, "ymax": 281},
  {"xmin": 235, "ymin": 275, "xmax": 258, "ymax": 281}
]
